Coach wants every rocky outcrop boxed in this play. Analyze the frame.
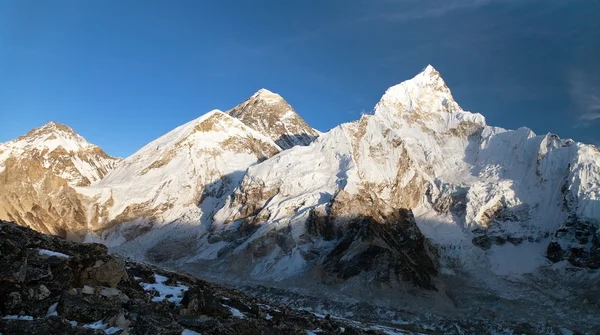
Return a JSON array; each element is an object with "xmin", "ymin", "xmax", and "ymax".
[
  {"xmin": 321, "ymin": 210, "xmax": 438, "ymax": 290},
  {"xmin": 547, "ymin": 215, "xmax": 600, "ymax": 269}
]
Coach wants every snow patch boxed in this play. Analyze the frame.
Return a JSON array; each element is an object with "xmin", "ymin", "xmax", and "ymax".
[
  {"xmin": 222, "ymin": 304, "xmax": 245, "ymax": 318},
  {"xmin": 45, "ymin": 302, "xmax": 58, "ymax": 317},
  {"xmin": 488, "ymin": 242, "xmax": 549, "ymax": 276},
  {"xmin": 82, "ymin": 320, "xmax": 121, "ymax": 334},
  {"xmin": 140, "ymin": 273, "xmax": 188, "ymax": 304},
  {"xmin": 37, "ymin": 249, "xmax": 70, "ymax": 258},
  {"xmin": 181, "ymin": 330, "xmax": 202, "ymax": 335},
  {"xmin": 2, "ymin": 315, "xmax": 34, "ymax": 321}
]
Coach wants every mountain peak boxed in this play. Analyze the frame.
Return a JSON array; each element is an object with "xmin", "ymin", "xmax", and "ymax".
[
  {"xmin": 227, "ymin": 90, "xmax": 319, "ymax": 149},
  {"xmin": 421, "ymin": 64, "xmax": 438, "ymax": 75},
  {"xmin": 251, "ymin": 88, "xmax": 284, "ymax": 104},
  {"xmin": 376, "ymin": 65, "xmax": 453, "ymax": 111},
  {"xmin": 373, "ymin": 65, "xmax": 486, "ymax": 132},
  {"xmin": 26, "ymin": 121, "xmax": 77, "ymax": 138},
  {"xmin": 11, "ymin": 121, "xmax": 93, "ymax": 153}
]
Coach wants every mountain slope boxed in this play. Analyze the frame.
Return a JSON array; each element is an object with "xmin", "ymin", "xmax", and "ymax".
[
  {"xmin": 84, "ymin": 110, "xmax": 281, "ymax": 244},
  {"xmin": 0, "ymin": 122, "xmax": 120, "ymax": 236},
  {"xmin": 227, "ymin": 89, "xmax": 319, "ymax": 149}
]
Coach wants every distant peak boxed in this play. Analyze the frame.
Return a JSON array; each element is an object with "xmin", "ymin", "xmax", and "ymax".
[
  {"xmin": 251, "ymin": 88, "xmax": 284, "ymax": 104},
  {"xmin": 421, "ymin": 64, "xmax": 438, "ymax": 75},
  {"xmin": 378, "ymin": 65, "xmax": 451, "ymax": 105},
  {"xmin": 39, "ymin": 121, "xmax": 76, "ymax": 133},
  {"xmin": 412, "ymin": 64, "xmax": 444, "ymax": 85},
  {"xmin": 255, "ymin": 88, "xmax": 276, "ymax": 95},
  {"xmin": 24, "ymin": 121, "xmax": 78, "ymax": 139}
]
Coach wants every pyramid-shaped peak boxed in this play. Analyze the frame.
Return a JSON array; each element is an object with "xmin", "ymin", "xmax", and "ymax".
[
  {"xmin": 377, "ymin": 65, "xmax": 452, "ymax": 106},
  {"xmin": 411, "ymin": 64, "xmax": 445, "ymax": 86},
  {"xmin": 227, "ymin": 89, "xmax": 319, "ymax": 150},
  {"xmin": 421, "ymin": 64, "xmax": 439, "ymax": 75},
  {"xmin": 38, "ymin": 121, "xmax": 75, "ymax": 133},
  {"xmin": 21, "ymin": 121, "xmax": 79, "ymax": 140},
  {"xmin": 10, "ymin": 121, "xmax": 96, "ymax": 154},
  {"xmin": 251, "ymin": 88, "xmax": 284, "ymax": 104}
]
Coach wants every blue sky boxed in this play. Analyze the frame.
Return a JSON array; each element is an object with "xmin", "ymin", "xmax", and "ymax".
[{"xmin": 1, "ymin": 0, "xmax": 599, "ymax": 157}]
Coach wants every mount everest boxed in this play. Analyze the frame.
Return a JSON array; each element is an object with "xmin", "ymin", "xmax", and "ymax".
[{"xmin": 1, "ymin": 66, "xmax": 599, "ymax": 332}]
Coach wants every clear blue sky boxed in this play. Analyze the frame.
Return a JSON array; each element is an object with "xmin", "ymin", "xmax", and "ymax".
[{"xmin": 1, "ymin": 0, "xmax": 599, "ymax": 157}]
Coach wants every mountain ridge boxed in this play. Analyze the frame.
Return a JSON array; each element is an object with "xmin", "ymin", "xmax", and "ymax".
[{"xmin": 0, "ymin": 65, "xmax": 599, "ymax": 332}]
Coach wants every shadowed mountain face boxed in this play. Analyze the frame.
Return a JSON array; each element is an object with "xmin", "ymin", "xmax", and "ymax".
[{"xmin": 227, "ymin": 88, "xmax": 319, "ymax": 149}]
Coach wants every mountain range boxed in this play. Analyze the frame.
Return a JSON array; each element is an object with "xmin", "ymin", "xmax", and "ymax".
[{"xmin": 1, "ymin": 66, "xmax": 599, "ymax": 332}]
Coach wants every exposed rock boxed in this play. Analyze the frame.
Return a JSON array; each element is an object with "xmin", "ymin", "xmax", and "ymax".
[
  {"xmin": 100, "ymin": 287, "xmax": 121, "ymax": 297},
  {"xmin": 180, "ymin": 287, "xmax": 232, "ymax": 317},
  {"xmin": 133, "ymin": 314, "xmax": 183, "ymax": 335},
  {"xmin": 227, "ymin": 88, "xmax": 319, "ymax": 149},
  {"xmin": 322, "ymin": 210, "xmax": 438, "ymax": 290},
  {"xmin": 27, "ymin": 285, "xmax": 51, "ymax": 301},
  {"xmin": 57, "ymin": 291, "xmax": 121, "ymax": 323},
  {"xmin": 79, "ymin": 257, "xmax": 127, "ymax": 288},
  {"xmin": 0, "ymin": 316, "xmax": 105, "ymax": 335},
  {"xmin": 548, "ymin": 216, "xmax": 600, "ymax": 269},
  {"xmin": 0, "ymin": 122, "xmax": 120, "ymax": 236},
  {"xmin": 81, "ymin": 285, "xmax": 95, "ymax": 295}
]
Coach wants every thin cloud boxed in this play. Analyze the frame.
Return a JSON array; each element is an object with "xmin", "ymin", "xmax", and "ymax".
[
  {"xmin": 569, "ymin": 69, "xmax": 600, "ymax": 127},
  {"xmin": 580, "ymin": 112, "xmax": 600, "ymax": 121},
  {"xmin": 362, "ymin": 0, "xmax": 558, "ymax": 24},
  {"xmin": 370, "ymin": 0, "xmax": 490, "ymax": 22}
]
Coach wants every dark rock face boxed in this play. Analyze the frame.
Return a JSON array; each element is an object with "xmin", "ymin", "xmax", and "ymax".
[
  {"xmin": 0, "ymin": 220, "xmax": 382, "ymax": 334},
  {"xmin": 180, "ymin": 287, "xmax": 231, "ymax": 317},
  {"xmin": 0, "ymin": 316, "xmax": 104, "ymax": 335},
  {"xmin": 322, "ymin": 210, "xmax": 438, "ymax": 290},
  {"xmin": 547, "ymin": 216, "xmax": 600, "ymax": 269},
  {"xmin": 57, "ymin": 291, "xmax": 122, "ymax": 323}
]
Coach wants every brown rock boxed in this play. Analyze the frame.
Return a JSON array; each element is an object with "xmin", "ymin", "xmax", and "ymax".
[{"xmin": 80, "ymin": 258, "xmax": 126, "ymax": 288}]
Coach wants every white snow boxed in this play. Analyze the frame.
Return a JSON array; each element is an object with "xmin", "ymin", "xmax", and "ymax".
[
  {"xmin": 45, "ymin": 302, "xmax": 58, "ymax": 317},
  {"xmin": 2, "ymin": 315, "xmax": 34, "ymax": 320},
  {"xmin": 488, "ymin": 242, "xmax": 550, "ymax": 276},
  {"xmin": 265, "ymin": 313, "xmax": 273, "ymax": 320},
  {"xmin": 181, "ymin": 330, "xmax": 202, "ymax": 335},
  {"xmin": 222, "ymin": 305, "xmax": 246, "ymax": 318},
  {"xmin": 252, "ymin": 88, "xmax": 284, "ymax": 104},
  {"xmin": 37, "ymin": 249, "xmax": 70, "ymax": 258},
  {"xmin": 82, "ymin": 320, "xmax": 121, "ymax": 334},
  {"xmin": 369, "ymin": 325, "xmax": 412, "ymax": 335},
  {"xmin": 0, "ymin": 121, "xmax": 119, "ymax": 186},
  {"xmin": 140, "ymin": 273, "xmax": 189, "ymax": 304},
  {"xmin": 85, "ymin": 109, "xmax": 281, "ymax": 247},
  {"xmin": 204, "ymin": 65, "xmax": 600, "ymax": 283}
]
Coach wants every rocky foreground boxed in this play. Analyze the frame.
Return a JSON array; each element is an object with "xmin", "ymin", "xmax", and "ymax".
[
  {"xmin": 2, "ymin": 220, "xmax": 598, "ymax": 334},
  {"xmin": 0, "ymin": 220, "xmax": 397, "ymax": 335}
]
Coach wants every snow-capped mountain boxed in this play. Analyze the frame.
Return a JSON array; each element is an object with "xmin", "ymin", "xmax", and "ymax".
[
  {"xmin": 227, "ymin": 88, "xmax": 319, "ymax": 149},
  {"xmin": 0, "ymin": 122, "xmax": 120, "ymax": 235},
  {"xmin": 81, "ymin": 110, "xmax": 281, "ymax": 244},
  {"xmin": 1, "ymin": 67, "xmax": 599, "ymax": 312},
  {"xmin": 0, "ymin": 122, "xmax": 119, "ymax": 186},
  {"xmin": 155, "ymin": 65, "xmax": 599, "ymax": 288}
]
